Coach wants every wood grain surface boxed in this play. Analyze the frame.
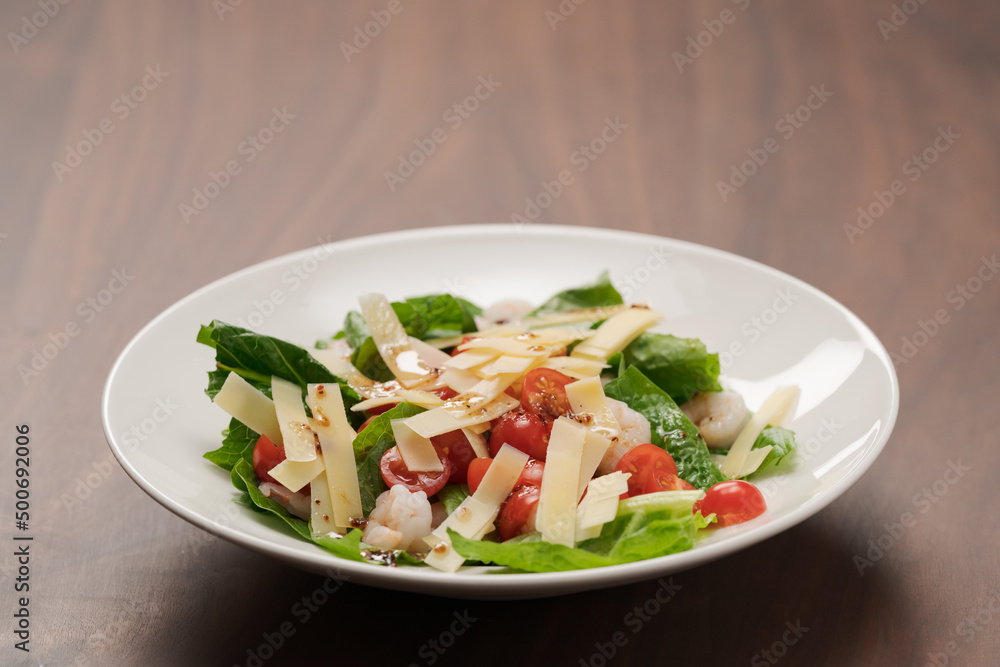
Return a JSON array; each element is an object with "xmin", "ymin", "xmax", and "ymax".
[{"xmin": 2, "ymin": 1, "xmax": 999, "ymax": 665}]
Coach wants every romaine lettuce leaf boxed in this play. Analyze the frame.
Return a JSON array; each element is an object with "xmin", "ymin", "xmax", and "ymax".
[
  {"xmin": 448, "ymin": 496, "xmax": 708, "ymax": 572},
  {"xmin": 437, "ymin": 484, "xmax": 469, "ymax": 515},
  {"xmin": 529, "ymin": 271, "xmax": 623, "ymax": 316},
  {"xmin": 604, "ymin": 366, "xmax": 727, "ymax": 490},
  {"xmin": 748, "ymin": 426, "xmax": 797, "ymax": 476},
  {"xmin": 352, "ymin": 402, "xmax": 426, "ymax": 515},
  {"xmin": 198, "ymin": 321, "xmax": 360, "ymax": 415},
  {"xmin": 621, "ymin": 333, "xmax": 722, "ymax": 404}
]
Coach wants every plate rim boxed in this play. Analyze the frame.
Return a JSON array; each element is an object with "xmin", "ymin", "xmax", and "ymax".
[{"xmin": 102, "ymin": 223, "xmax": 900, "ymax": 598}]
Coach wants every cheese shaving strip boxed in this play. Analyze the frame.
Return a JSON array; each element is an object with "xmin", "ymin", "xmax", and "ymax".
[
  {"xmin": 391, "ymin": 420, "xmax": 444, "ymax": 472},
  {"xmin": 307, "ymin": 383, "xmax": 363, "ymax": 530},
  {"xmin": 212, "ymin": 372, "xmax": 283, "ymax": 445},
  {"xmin": 351, "ymin": 390, "xmax": 445, "ymax": 413},
  {"xmin": 720, "ymin": 386, "xmax": 800, "ymax": 479},
  {"xmin": 576, "ymin": 471, "xmax": 630, "ymax": 541},
  {"xmin": 571, "ymin": 307, "xmax": 661, "ymax": 362},
  {"xmin": 423, "ymin": 444, "xmax": 529, "ymax": 572},
  {"xmin": 404, "ymin": 394, "xmax": 519, "ymax": 438},
  {"xmin": 309, "ymin": 348, "xmax": 376, "ymax": 398},
  {"xmin": 565, "ymin": 376, "xmax": 621, "ymax": 440},
  {"xmin": 536, "ymin": 418, "xmax": 586, "ymax": 548},
  {"xmin": 358, "ymin": 293, "xmax": 433, "ymax": 388},
  {"xmin": 541, "ymin": 356, "xmax": 607, "ymax": 379},
  {"xmin": 271, "ymin": 376, "xmax": 318, "ymax": 462}
]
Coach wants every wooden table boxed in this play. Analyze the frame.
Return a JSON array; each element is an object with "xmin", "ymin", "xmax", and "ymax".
[{"xmin": 3, "ymin": 1, "xmax": 998, "ymax": 665}]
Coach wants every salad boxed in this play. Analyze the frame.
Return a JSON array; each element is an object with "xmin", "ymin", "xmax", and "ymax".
[{"xmin": 197, "ymin": 273, "xmax": 799, "ymax": 573}]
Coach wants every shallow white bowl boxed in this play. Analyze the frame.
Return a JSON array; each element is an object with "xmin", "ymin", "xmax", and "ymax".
[{"xmin": 103, "ymin": 224, "xmax": 898, "ymax": 600}]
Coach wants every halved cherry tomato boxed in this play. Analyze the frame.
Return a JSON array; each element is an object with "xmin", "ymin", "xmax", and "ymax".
[
  {"xmin": 449, "ymin": 336, "xmax": 478, "ymax": 356},
  {"xmin": 431, "ymin": 429, "xmax": 477, "ymax": 484},
  {"xmin": 614, "ymin": 444, "xmax": 683, "ymax": 498},
  {"xmin": 694, "ymin": 480, "xmax": 766, "ymax": 527},
  {"xmin": 379, "ymin": 445, "xmax": 452, "ymax": 496},
  {"xmin": 520, "ymin": 368, "xmax": 574, "ymax": 422},
  {"xmin": 365, "ymin": 402, "xmax": 395, "ymax": 417},
  {"xmin": 252, "ymin": 435, "xmax": 286, "ymax": 484},
  {"xmin": 358, "ymin": 415, "xmax": 376, "ymax": 432},
  {"xmin": 432, "ymin": 386, "xmax": 458, "ymax": 400},
  {"xmin": 497, "ymin": 484, "xmax": 541, "ymax": 541},
  {"xmin": 467, "ymin": 457, "xmax": 545, "ymax": 495},
  {"xmin": 489, "ymin": 409, "xmax": 549, "ymax": 459}
]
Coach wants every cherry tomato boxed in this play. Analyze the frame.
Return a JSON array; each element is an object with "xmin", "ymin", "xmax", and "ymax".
[
  {"xmin": 358, "ymin": 415, "xmax": 376, "ymax": 432},
  {"xmin": 694, "ymin": 480, "xmax": 766, "ymax": 527},
  {"xmin": 431, "ymin": 429, "xmax": 477, "ymax": 484},
  {"xmin": 614, "ymin": 444, "xmax": 679, "ymax": 498},
  {"xmin": 450, "ymin": 336, "xmax": 478, "ymax": 356},
  {"xmin": 497, "ymin": 484, "xmax": 541, "ymax": 541},
  {"xmin": 379, "ymin": 445, "xmax": 452, "ymax": 496},
  {"xmin": 432, "ymin": 386, "xmax": 458, "ymax": 401},
  {"xmin": 489, "ymin": 409, "xmax": 549, "ymax": 459},
  {"xmin": 467, "ymin": 457, "xmax": 545, "ymax": 495},
  {"xmin": 365, "ymin": 402, "xmax": 395, "ymax": 417},
  {"xmin": 520, "ymin": 368, "xmax": 574, "ymax": 422},
  {"xmin": 252, "ymin": 435, "xmax": 285, "ymax": 484}
]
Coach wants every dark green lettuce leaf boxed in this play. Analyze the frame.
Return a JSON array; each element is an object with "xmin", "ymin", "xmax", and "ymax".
[
  {"xmin": 604, "ymin": 366, "xmax": 727, "ymax": 490},
  {"xmin": 350, "ymin": 336, "xmax": 394, "ymax": 383},
  {"xmin": 204, "ymin": 418, "xmax": 257, "ymax": 471},
  {"xmin": 621, "ymin": 333, "xmax": 722, "ymax": 404},
  {"xmin": 342, "ymin": 311, "xmax": 371, "ymax": 349},
  {"xmin": 352, "ymin": 402, "xmax": 426, "ymax": 515},
  {"xmin": 529, "ymin": 271, "xmax": 623, "ymax": 316},
  {"xmin": 393, "ymin": 294, "xmax": 480, "ymax": 339},
  {"xmin": 197, "ymin": 321, "xmax": 360, "ymax": 414}
]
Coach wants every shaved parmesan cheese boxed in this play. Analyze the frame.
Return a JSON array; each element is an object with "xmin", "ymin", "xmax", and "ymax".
[
  {"xmin": 720, "ymin": 386, "xmax": 800, "ymax": 478},
  {"xmin": 512, "ymin": 327, "xmax": 590, "ymax": 347},
  {"xmin": 521, "ymin": 305, "xmax": 628, "ymax": 328},
  {"xmin": 458, "ymin": 337, "xmax": 550, "ymax": 357},
  {"xmin": 439, "ymin": 367, "xmax": 480, "ymax": 393},
  {"xmin": 271, "ymin": 377, "xmax": 317, "ymax": 462},
  {"xmin": 351, "ymin": 389, "xmax": 444, "ymax": 413},
  {"xmin": 392, "ymin": 420, "xmax": 444, "ymax": 472},
  {"xmin": 422, "ymin": 445, "xmax": 528, "ymax": 573},
  {"xmin": 408, "ymin": 336, "xmax": 453, "ymax": 369},
  {"xmin": 541, "ymin": 356, "xmax": 607, "ymax": 379},
  {"xmin": 445, "ymin": 373, "xmax": 526, "ymax": 415},
  {"xmin": 735, "ymin": 445, "xmax": 773, "ymax": 479},
  {"xmin": 358, "ymin": 293, "xmax": 432, "ymax": 387},
  {"xmin": 269, "ymin": 456, "xmax": 324, "ymax": 493},
  {"xmin": 306, "ymin": 384, "xmax": 362, "ymax": 529},
  {"xmin": 310, "ymin": 469, "xmax": 339, "ymax": 537},
  {"xmin": 308, "ymin": 349, "xmax": 376, "ymax": 397},
  {"xmin": 537, "ymin": 417, "xmax": 586, "ymax": 547},
  {"xmin": 212, "ymin": 372, "xmax": 283, "ymax": 444},
  {"xmin": 404, "ymin": 395, "xmax": 519, "ymax": 438},
  {"xmin": 577, "ymin": 430, "xmax": 612, "ymax": 499},
  {"xmin": 461, "ymin": 428, "xmax": 489, "ymax": 458},
  {"xmin": 570, "ymin": 308, "xmax": 661, "ymax": 361},
  {"xmin": 576, "ymin": 471, "xmax": 630, "ymax": 541},
  {"xmin": 566, "ymin": 377, "xmax": 621, "ymax": 439},
  {"xmin": 477, "ymin": 354, "xmax": 539, "ymax": 377},
  {"xmin": 445, "ymin": 348, "xmax": 499, "ymax": 370}
]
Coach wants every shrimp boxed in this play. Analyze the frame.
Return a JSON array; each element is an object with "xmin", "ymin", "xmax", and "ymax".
[
  {"xmin": 680, "ymin": 391, "xmax": 750, "ymax": 449},
  {"xmin": 258, "ymin": 482, "xmax": 312, "ymax": 520},
  {"xmin": 597, "ymin": 398, "xmax": 653, "ymax": 474},
  {"xmin": 480, "ymin": 299, "xmax": 535, "ymax": 325},
  {"xmin": 362, "ymin": 485, "xmax": 434, "ymax": 552}
]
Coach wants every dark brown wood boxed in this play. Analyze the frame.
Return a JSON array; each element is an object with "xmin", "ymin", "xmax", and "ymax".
[{"xmin": 3, "ymin": 0, "xmax": 999, "ymax": 665}]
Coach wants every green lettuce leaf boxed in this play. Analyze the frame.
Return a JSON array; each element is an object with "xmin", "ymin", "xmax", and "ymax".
[
  {"xmin": 393, "ymin": 294, "xmax": 480, "ymax": 340},
  {"xmin": 350, "ymin": 336, "xmax": 394, "ymax": 383},
  {"xmin": 529, "ymin": 271, "xmax": 623, "ymax": 316},
  {"xmin": 437, "ymin": 484, "xmax": 470, "ymax": 515},
  {"xmin": 197, "ymin": 321, "xmax": 360, "ymax": 414},
  {"xmin": 203, "ymin": 418, "xmax": 257, "ymax": 471},
  {"xmin": 621, "ymin": 333, "xmax": 722, "ymax": 404},
  {"xmin": 342, "ymin": 311, "xmax": 370, "ymax": 349},
  {"xmin": 352, "ymin": 402, "xmax": 426, "ymax": 515},
  {"xmin": 748, "ymin": 426, "xmax": 797, "ymax": 476},
  {"xmin": 604, "ymin": 367, "xmax": 727, "ymax": 490},
  {"xmin": 448, "ymin": 494, "xmax": 705, "ymax": 572}
]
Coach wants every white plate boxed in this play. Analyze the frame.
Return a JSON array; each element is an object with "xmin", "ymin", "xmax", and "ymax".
[{"xmin": 102, "ymin": 224, "xmax": 898, "ymax": 600}]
